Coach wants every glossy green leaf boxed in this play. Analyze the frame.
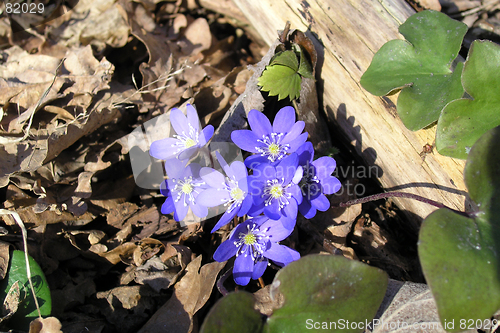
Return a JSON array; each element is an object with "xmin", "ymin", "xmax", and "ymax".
[
  {"xmin": 0, "ymin": 250, "xmax": 52, "ymax": 330},
  {"xmin": 200, "ymin": 292, "xmax": 263, "ymax": 333},
  {"xmin": 436, "ymin": 40, "xmax": 500, "ymax": 159},
  {"xmin": 419, "ymin": 126, "xmax": 500, "ymax": 331},
  {"xmin": 264, "ymin": 254, "xmax": 388, "ymax": 333},
  {"xmin": 360, "ymin": 10, "xmax": 466, "ymax": 130},
  {"xmin": 258, "ymin": 64, "xmax": 302, "ymax": 101}
]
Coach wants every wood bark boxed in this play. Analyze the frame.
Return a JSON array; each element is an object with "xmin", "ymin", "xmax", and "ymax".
[{"xmin": 231, "ymin": 0, "xmax": 469, "ymax": 224}]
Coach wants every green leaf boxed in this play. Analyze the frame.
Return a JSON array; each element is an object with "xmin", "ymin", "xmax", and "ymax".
[
  {"xmin": 200, "ymin": 292, "xmax": 263, "ymax": 333},
  {"xmin": 436, "ymin": 40, "xmax": 500, "ymax": 159},
  {"xmin": 360, "ymin": 10, "xmax": 467, "ymax": 130},
  {"xmin": 270, "ymin": 50, "xmax": 299, "ymax": 70},
  {"xmin": 0, "ymin": 250, "xmax": 52, "ymax": 330},
  {"xmin": 419, "ymin": 126, "xmax": 500, "ymax": 330},
  {"xmin": 264, "ymin": 254, "xmax": 387, "ymax": 333},
  {"xmin": 296, "ymin": 46, "xmax": 314, "ymax": 79},
  {"xmin": 258, "ymin": 65, "xmax": 302, "ymax": 101}
]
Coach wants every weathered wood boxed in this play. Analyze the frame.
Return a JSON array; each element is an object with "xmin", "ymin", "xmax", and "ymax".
[{"xmin": 232, "ymin": 0, "xmax": 468, "ymax": 223}]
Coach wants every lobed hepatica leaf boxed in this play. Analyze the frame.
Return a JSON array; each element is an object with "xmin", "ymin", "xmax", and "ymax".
[
  {"xmin": 264, "ymin": 254, "xmax": 388, "ymax": 333},
  {"xmin": 0, "ymin": 250, "xmax": 52, "ymax": 331},
  {"xmin": 360, "ymin": 10, "xmax": 467, "ymax": 130},
  {"xmin": 419, "ymin": 126, "xmax": 500, "ymax": 331},
  {"xmin": 436, "ymin": 40, "xmax": 500, "ymax": 159},
  {"xmin": 200, "ymin": 292, "xmax": 263, "ymax": 333}
]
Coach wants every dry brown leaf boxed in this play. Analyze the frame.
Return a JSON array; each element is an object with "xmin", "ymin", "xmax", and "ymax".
[
  {"xmin": 0, "ymin": 241, "xmax": 10, "ymax": 280},
  {"xmin": 29, "ymin": 317, "xmax": 63, "ymax": 333},
  {"xmin": 138, "ymin": 255, "xmax": 225, "ymax": 333},
  {"xmin": 1, "ymin": 281, "xmax": 20, "ymax": 323},
  {"xmin": 182, "ymin": 17, "xmax": 212, "ymax": 55}
]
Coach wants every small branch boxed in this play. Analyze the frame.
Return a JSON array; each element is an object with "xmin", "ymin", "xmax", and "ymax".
[
  {"xmin": 336, "ymin": 191, "xmax": 476, "ymax": 218},
  {"xmin": 216, "ymin": 268, "xmax": 232, "ymax": 296}
]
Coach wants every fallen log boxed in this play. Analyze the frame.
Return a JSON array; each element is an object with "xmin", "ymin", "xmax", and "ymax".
[{"xmin": 231, "ymin": 0, "xmax": 469, "ymax": 226}]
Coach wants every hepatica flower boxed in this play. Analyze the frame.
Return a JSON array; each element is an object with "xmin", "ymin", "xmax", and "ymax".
[
  {"xmin": 296, "ymin": 142, "xmax": 341, "ymax": 218},
  {"xmin": 213, "ymin": 216, "xmax": 300, "ymax": 286},
  {"xmin": 231, "ymin": 106, "xmax": 308, "ymax": 168},
  {"xmin": 150, "ymin": 104, "xmax": 214, "ymax": 161},
  {"xmin": 160, "ymin": 159, "xmax": 208, "ymax": 221},
  {"xmin": 248, "ymin": 153, "xmax": 303, "ymax": 229},
  {"xmin": 197, "ymin": 152, "xmax": 253, "ymax": 233}
]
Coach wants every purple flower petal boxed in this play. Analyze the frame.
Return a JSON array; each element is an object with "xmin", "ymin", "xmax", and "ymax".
[
  {"xmin": 196, "ymin": 188, "xmax": 229, "ymax": 207},
  {"xmin": 164, "ymin": 158, "xmax": 187, "ymax": 179},
  {"xmin": 282, "ymin": 121, "xmax": 305, "ymax": 145},
  {"xmin": 200, "ymin": 167, "xmax": 225, "ymax": 188},
  {"xmin": 311, "ymin": 194, "xmax": 330, "ymax": 212},
  {"xmin": 261, "ymin": 218, "xmax": 293, "ymax": 242},
  {"xmin": 264, "ymin": 200, "xmax": 282, "ymax": 220},
  {"xmin": 243, "ymin": 154, "xmax": 269, "ymax": 169},
  {"xmin": 288, "ymin": 184, "xmax": 303, "ymax": 205},
  {"xmin": 281, "ymin": 198, "xmax": 298, "ymax": 224},
  {"xmin": 292, "ymin": 166, "xmax": 303, "ymax": 185},
  {"xmin": 190, "ymin": 201, "xmax": 208, "ymax": 218},
  {"xmin": 248, "ymin": 109, "xmax": 272, "ymax": 138},
  {"xmin": 172, "ymin": 199, "xmax": 189, "ymax": 221},
  {"xmin": 247, "ymin": 201, "xmax": 264, "ymax": 216},
  {"xmin": 237, "ymin": 194, "xmax": 253, "ymax": 217},
  {"xmin": 230, "ymin": 161, "xmax": 248, "ymax": 181},
  {"xmin": 231, "ymin": 130, "xmax": 260, "ymax": 153},
  {"xmin": 299, "ymin": 198, "xmax": 315, "ymax": 219},
  {"xmin": 320, "ymin": 176, "xmax": 342, "ymax": 195},
  {"xmin": 287, "ymin": 132, "xmax": 309, "ymax": 153},
  {"xmin": 170, "ymin": 108, "xmax": 189, "ymax": 136},
  {"xmin": 275, "ymin": 154, "xmax": 298, "ymax": 184},
  {"xmin": 186, "ymin": 104, "xmax": 200, "ymax": 132},
  {"xmin": 251, "ymin": 258, "xmax": 269, "ymax": 280},
  {"xmin": 213, "ymin": 238, "xmax": 238, "ymax": 262},
  {"xmin": 233, "ymin": 254, "xmax": 254, "ymax": 286},
  {"xmin": 313, "ymin": 156, "xmax": 337, "ymax": 180},
  {"xmin": 272, "ymin": 106, "xmax": 295, "ymax": 133},
  {"xmin": 211, "ymin": 209, "xmax": 238, "ymax": 233},
  {"xmin": 178, "ymin": 146, "xmax": 198, "ymax": 161},
  {"xmin": 263, "ymin": 242, "xmax": 293, "ymax": 264},
  {"xmin": 149, "ymin": 137, "xmax": 179, "ymax": 160},
  {"xmin": 199, "ymin": 125, "xmax": 214, "ymax": 146},
  {"xmin": 274, "ymin": 246, "xmax": 300, "ymax": 266},
  {"xmin": 161, "ymin": 196, "xmax": 175, "ymax": 215},
  {"xmin": 215, "ymin": 151, "xmax": 231, "ymax": 176},
  {"xmin": 296, "ymin": 142, "xmax": 314, "ymax": 165},
  {"xmin": 160, "ymin": 180, "xmax": 169, "ymax": 197}
]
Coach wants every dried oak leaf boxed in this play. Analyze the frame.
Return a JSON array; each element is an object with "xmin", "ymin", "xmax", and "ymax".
[{"xmin": 138, "ymin": 255, "xmax": 225, "ymax": 333}]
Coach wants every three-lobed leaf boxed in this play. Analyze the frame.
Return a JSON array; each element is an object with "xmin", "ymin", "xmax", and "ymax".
[
  {"xmin": 436, "ymin": 40, "xmax": 500, "ymax": 159},
  {"xmin": 360, "ymin": 10, "xmax": 467, "ymax": 130},
  {"xmin": 419, "ymin": 126, "xmax": 500, "ymax": 331},
  {"xmin": 258, "ymin": 47, "xmax": 314, "ymax": 101},
  {"xmin": 264, "ymin": 254, "xmax": 388, "ymax": 333}
]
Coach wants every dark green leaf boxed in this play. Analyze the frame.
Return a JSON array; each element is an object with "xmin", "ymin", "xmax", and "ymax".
[
  {"xmin": 297, "ymin": 46, "xmax": 314, "ymax": 79},
  {"xmin": 419, "ymin": 126, "xmax": 500, "ymax": 330},
  {"xmin": 360, "ymin": 10, "xmax": 467, "ymax": 130},
  {"xmin": 436, "ymin": 40, "xmax": 500, "ymax": 159},
  {"xmin": 0, "ymin": 250, "xmax": 52, "ymax": 330},
  {"xmin": 258, "ymin": 65, "xmax": 302, "ymax": 101},
  {"xmin": 264, "ymin": 254, "xmax": 387, "ymax": 333},
  {"xmin": 200, "ymin": 292, "xmax": 263, "ymax": 333}
]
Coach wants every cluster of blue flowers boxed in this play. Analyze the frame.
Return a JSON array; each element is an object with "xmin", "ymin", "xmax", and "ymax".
[{"xmin": 150, "ymin": 104, "xmax": 341, "ymax": 286}]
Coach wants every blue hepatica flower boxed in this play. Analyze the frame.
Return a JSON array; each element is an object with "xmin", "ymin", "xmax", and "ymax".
[
  {"xmin": 248, "ymin": 153, "xmax": 303, "ymax": 229},
  {"xmin": 296, "ymin": 142, "xmax": 342, "ymax": 218},
  {"xmin": 150, "ymin": 104, "xmax": 214, "ymax": 161},
  {"xmin": 160, "ymin": 159, "xmax": 208, "ymax": 221},
  {"xmin": 197, "ymin": 152, "xmax": 253, "ymax": 233},
  {"xmin": 213, "ymin": 215, "xmax": 300, "ymax": 286},
  {"xmin": 231, "ymin": 106, "xmax": 308, "ymax": 168}
]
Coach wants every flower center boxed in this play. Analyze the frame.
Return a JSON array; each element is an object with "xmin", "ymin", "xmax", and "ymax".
[
  {"xmin": 173, "ymin": 176, "xmax": 205, "ymax": 206},
  {"xmin": 172, "ymin": 124, "xmax": 199, "ymax": 154},
  {"xmin": 263, "ymin": 178, "xmax": 291, "ymax": 208},
  {"xmin": 184, "ymin": 138, "xmax": 196, "ymax": 148},
  {"xmin": 270, "ymin": 184, "xmax": 283, "ymax": 198},
  {"xmin": 243, "ymin": 233, "xmax": 256, "ymax": 245},
  {"xmin": 256, "ymin": 132, "xmax": 290, "ymax": 163},
  {"xmin": 230, "ymin": 187, "xmax": 244, "ymax": 201},
  {"xmin": 234, "ymin": 223, "xmax": 270, "ymax": 260}
]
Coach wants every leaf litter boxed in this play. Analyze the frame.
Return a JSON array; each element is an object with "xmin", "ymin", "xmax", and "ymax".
[{"xmin": 0, "ymin": 0, "xmax": 429, "ymax": 332}]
